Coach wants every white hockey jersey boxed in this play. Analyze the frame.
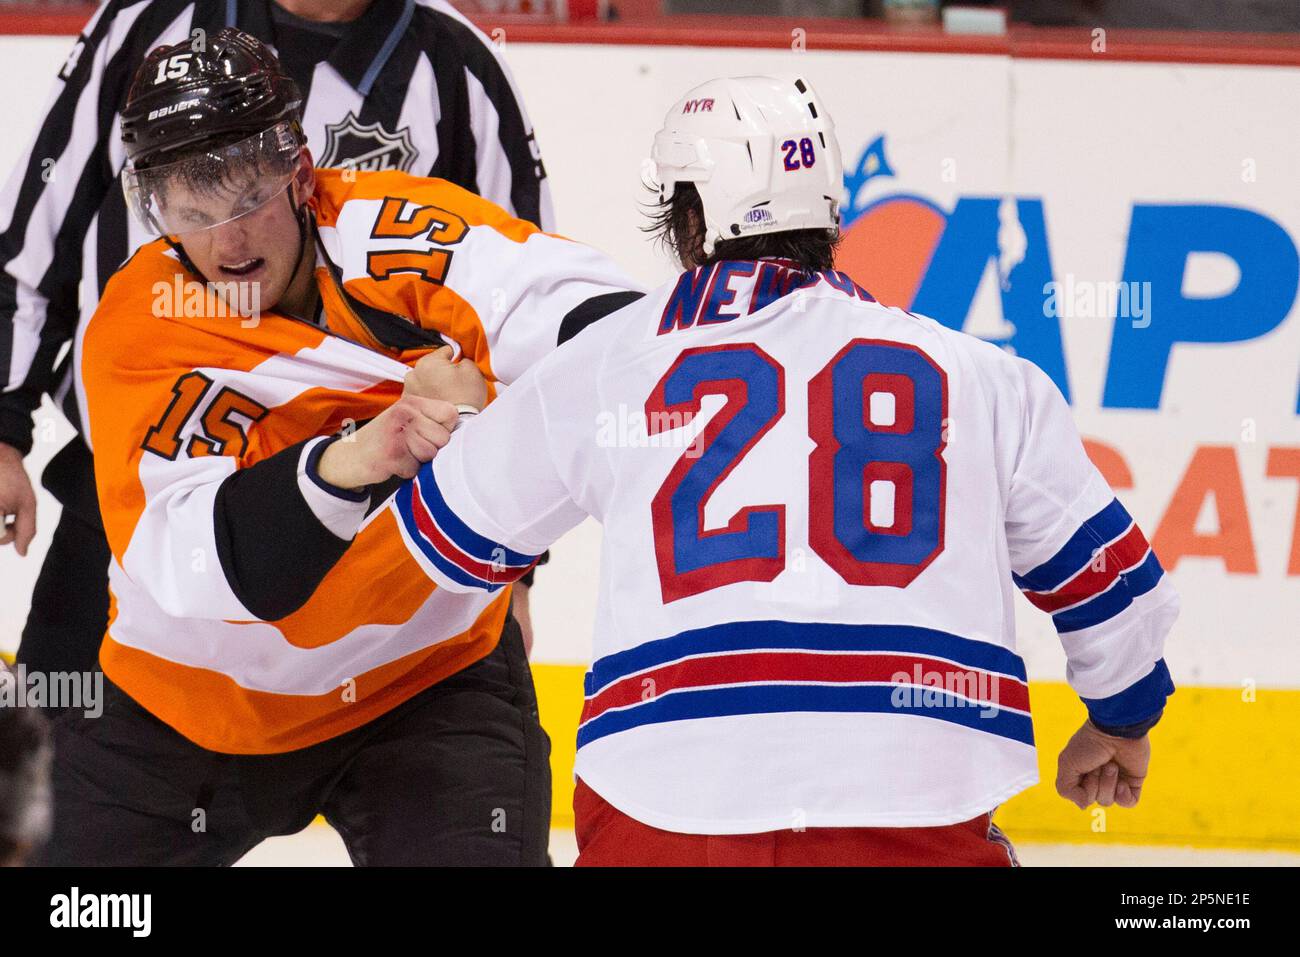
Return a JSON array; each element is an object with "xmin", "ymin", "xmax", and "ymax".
[{"xmin": 392, "ymin": 259, "xmax": 1179, "ymax": 833}]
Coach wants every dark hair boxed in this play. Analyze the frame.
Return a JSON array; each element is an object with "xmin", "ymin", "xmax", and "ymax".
[
  {"xmin": 151, "ymin": 129, "xmax": 296, "ymax": 205},
  {"xmin": 643, "ymin": 181, "xmax": 840, "ymax": 271}
]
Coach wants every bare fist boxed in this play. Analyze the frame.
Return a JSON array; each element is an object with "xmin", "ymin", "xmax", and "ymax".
[
  {"xmin": 317, "ymin": 395, "xmax": 458, "ymax": 491},
  {"xmin": 0, "ymin": 443, "xmax": 36, "ymax": 557},
  {"xmin": 404, "ymin": 346, "xmax": 488, "ymax": 411},
  {"xmin": 1056, "ymin": 719, "xmax": 1150, "ymax": 810}
]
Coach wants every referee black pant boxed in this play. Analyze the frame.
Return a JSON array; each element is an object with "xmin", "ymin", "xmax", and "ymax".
[
  {"xmin": 13, "ymin": 439, "xmax": 110, "ymax": 688},
  {"xmin": 33, "ymin": 616, "xmax": 552, "ymax": 866}
]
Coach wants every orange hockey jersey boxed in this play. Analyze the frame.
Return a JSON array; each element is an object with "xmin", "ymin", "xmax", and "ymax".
[{"xmin": 82, "ymin": 168, "xmax": 641, "ymax": 754}]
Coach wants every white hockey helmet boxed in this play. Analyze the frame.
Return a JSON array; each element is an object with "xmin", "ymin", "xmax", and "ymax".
[{"xmin": 651, "ymin": 74, "xmax": 843, "ymax": 255}]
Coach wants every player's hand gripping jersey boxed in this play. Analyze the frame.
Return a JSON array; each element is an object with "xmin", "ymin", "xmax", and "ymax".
[
  {"xmin": 83, "ymin": 169, "xmax": 640, "ymax": 754},
  {"xmin": 394, "ymin": 259, "xmax": 1178, "ymax": 832}
]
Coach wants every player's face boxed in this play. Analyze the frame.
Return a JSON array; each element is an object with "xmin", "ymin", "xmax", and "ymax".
[{"xmin": 163, "ymin": 153, "xmax": 314, "ymax": 311}]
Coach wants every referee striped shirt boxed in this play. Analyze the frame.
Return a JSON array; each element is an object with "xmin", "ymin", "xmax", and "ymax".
[{"xmin": 0, "ymin": 0, "xmax": 553, "ymax": 456}]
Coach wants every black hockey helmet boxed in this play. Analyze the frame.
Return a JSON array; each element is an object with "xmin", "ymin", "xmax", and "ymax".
[
  {"xmin": 121, "ymin": 27, "xmax": 316, "ymax": 250},
  {"xmin": 119, "ymin": 28, "xmax": 316, "ymax": 289},
  {"xmin": 120, "ymin": 27, "xmax": 304, "ymax": 170}
]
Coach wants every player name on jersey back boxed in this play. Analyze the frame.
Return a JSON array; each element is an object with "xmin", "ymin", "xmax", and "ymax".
[{"xmin": 656, "ymin": 259, "xmax": 876, "ymax": 336}]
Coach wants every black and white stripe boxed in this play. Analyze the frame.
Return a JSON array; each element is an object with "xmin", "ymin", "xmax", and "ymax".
[{"xmin": 0, "ymin": 0, "xmax": 552, "ymax": 458}]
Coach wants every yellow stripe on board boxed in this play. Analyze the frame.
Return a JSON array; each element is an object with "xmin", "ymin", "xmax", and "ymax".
[
  {"xmin": 532, "ymin": 664, "xmax": 586, "ymax": 828},
  {"xmin": 531, "ymin": 664, "xmax": 1300, "ymax": 849}
]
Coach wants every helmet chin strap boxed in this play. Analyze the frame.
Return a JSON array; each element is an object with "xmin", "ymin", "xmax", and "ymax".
[
  {"xmin": 280, "ymin": 181, "xmax": 320, "ymax": 323},
  {"xmin": 163, "ymin": 235, "xmax": 208, "ymax": 285},
  {"xmin": 152, "ymin": 204, "xmax": 209, "ymax": 285},
  {"xmin": 286, "ymin": 180, "xmax": 309, "ymax": 266}
]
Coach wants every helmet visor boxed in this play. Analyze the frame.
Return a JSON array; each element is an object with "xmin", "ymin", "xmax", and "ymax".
[{"xmin": 122, "ymin": 122, "xmax": 301, "ymax": 238}]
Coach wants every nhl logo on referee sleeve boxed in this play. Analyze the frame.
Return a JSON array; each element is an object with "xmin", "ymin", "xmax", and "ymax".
[{"xmin": 320, "ymin": 112, "xmax": 418, "ymax": 173}]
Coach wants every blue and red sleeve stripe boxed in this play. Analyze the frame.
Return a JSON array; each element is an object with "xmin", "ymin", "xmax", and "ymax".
[
  {"xmin": 394, "ymin": 467, "xmax": 541, "ymax": 592},
  {"xmin": 1013, "ymin": 498, "xmax": 1166, "ymax": 634},
  {"xmin": 1014, "ymin": 498, "xmax": 1175, "ymax": 733}
]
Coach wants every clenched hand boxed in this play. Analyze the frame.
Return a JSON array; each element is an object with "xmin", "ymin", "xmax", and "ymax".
[
  {"xmin": 317, "ymin": 395, "xmax": 459, "ymax": 491},
  {"xmin": 403, "ymin": 346, "xmax": 488, "ymax": 411},
  {"xmin": 0, "ymin": 443, "xmax": 36, "ymax": 556},
  {"xmin": 1056, "ymin": 719, "xmax": 1150, "ymax": 809}
]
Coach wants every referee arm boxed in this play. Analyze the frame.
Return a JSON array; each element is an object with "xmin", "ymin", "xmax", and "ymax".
[{"xmin": 0, "ymin": 1, "xmax": 136, "ymax": 550}]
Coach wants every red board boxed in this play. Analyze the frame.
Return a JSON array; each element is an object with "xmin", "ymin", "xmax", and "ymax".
[{"xmin": 0, "ymin": 4, "xmax": 1295, "ymax": 67}]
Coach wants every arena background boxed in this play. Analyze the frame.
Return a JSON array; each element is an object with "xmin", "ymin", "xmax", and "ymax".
[{"xmin": 0, "ymin": 4, "xmax": 1297, "ymax": 864}]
